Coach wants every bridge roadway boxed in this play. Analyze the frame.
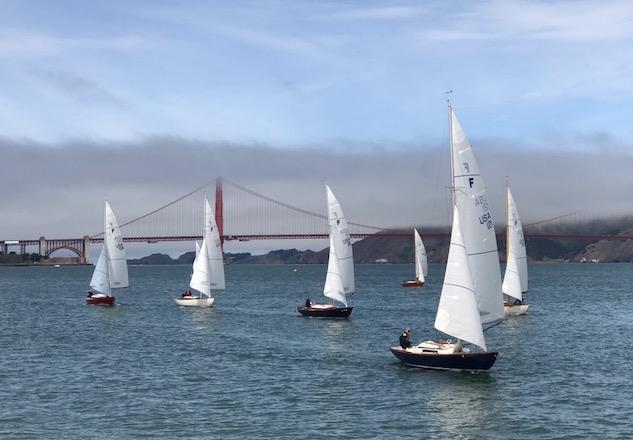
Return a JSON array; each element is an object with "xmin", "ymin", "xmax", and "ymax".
[{"xmin": 2, "ymin": 231, "xmax": 632, "ymax": 263}]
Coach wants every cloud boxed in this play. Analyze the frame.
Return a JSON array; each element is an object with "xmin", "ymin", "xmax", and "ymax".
[
  {"xmin": 33, "ymin": 69, "xmax": 125, "ymax": 107},
  {"xmin": 332, "ymin": 6, "xmax": 425, "ymax": 21}
]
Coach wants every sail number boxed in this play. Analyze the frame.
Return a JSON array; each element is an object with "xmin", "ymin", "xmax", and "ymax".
[
  {"xmin": 474, "ymin": 194, "xmax": 489, "ymax": 211},
  {"xmin": 475, "ymin": 194, "xmax": 493, "ymax": 229},
  {"xmin": 342, "ymin": 228, "xmax": 352, "ymax": 246}
]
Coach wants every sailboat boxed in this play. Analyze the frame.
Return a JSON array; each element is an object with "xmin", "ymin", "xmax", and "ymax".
[
  {"xmin": 86, "ymin": 201, "xmax": 129, "ymax": 305},
  {"xmin": 298, "ymin": 184, "xmax": 354, "ymax": 318},
  {"xmin": 401, "ymin": 228, "xmax": 428, "ymax": 287},
  {"xmin": 174, "ymin": 197, "xmax": 225, "ymax": 307},
  {"xmin": 390, "ymin": 102, "xmax": 504, "ymax": 371},
  {"xmin": 502, "ymin": 184, "xmax": 529, "ymax": 315}
]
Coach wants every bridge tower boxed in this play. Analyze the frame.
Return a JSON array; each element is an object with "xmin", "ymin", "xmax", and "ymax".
[
  {"xmin": 215, "ymin": 177, "xmax": 223, "ymax": 243},
  {"xmin": 83, "ymin": 235, "xmax": 90, "ymax": 264}
]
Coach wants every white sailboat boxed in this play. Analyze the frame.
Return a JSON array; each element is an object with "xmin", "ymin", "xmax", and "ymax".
[
  {"xmin": 86, "ymin": 201, "xmax": 129, "ymax": 305},
  {"xmin": 502, "ymin": 184, "xmax": 529, "ymax": 315},
  {"xmin": 390, "ymin": 102, "xmax": 504, "ymax": 371},
  {"xmin": 175, "ymin": 197, "xmax": 225, "ymax": 307},
  {"xmin": 401, "ymin": 228, "xmax": 428, "ymax": 287},
  {"xmin": 298, "ymin": 183, "xmax": 354, "ymax": 318}
]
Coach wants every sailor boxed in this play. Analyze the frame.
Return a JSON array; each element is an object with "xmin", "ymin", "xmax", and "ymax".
[
  {"xmin": 400, "ymin": 327, "xmax": 412, "ymax": 349},
  {"xmin": 305, "ymin": 296, "xmax": 314, "ymax": 308},
  {"xmin": 87, "ymin": 290, "xmax": 93, "ymax": 298}
]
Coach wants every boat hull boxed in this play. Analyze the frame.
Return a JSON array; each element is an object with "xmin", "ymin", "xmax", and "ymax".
[
  {"xmin": 297, "ymin": 305, "xmax": 353, "ymax": 318},
  {"xmin": 389, "ymin": 346, "xmax": 498, "ymax": 371},
  {"xmin": 504, "ymin": 303, "xmax": 529, "ymax": 315},
  {"xmin": 86, "ymin": 294, "xmax": 115, "ymax": 306},
  {"xmin": 401, "ymin": 280, "xmax": 424, "ymax": 287},
  {"xmin": 174, "ymin": 296, "xmax": 215, "ymax": 307}
]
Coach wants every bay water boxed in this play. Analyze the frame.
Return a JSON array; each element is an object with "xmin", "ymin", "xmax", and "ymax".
[{"xmin": 0, "ymin": 263, "xmax": 631, "ymax": 439}]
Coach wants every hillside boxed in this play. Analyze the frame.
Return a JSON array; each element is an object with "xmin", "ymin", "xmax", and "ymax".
[{"xmin": 127, "ymin": 217, "xmax": 633, "ymax": 265}]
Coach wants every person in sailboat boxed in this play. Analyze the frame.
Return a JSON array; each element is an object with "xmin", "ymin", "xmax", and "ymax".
[
  {"xmin": 180, "ymin": 289, "xmax": 192, "ymax": 299},
  {"xmin": 87, "ymin": 290, "xmax": 93, "ymax": 298},
  {"xmin": 305, "ymin": 296, "xmax": 314, "ymax": 308},
  {"xmin": 400, "ymin": 327, "xmax": 412, "ymax": 349}
]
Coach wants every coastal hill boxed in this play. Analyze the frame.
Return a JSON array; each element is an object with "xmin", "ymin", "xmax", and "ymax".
[
  {"xmin": 128, "ymin": 216, "xmax": 633, "ymax": 264},
  {"xmin": 4, "ymin": 218, "xmax": 630, "ymax": 266}
]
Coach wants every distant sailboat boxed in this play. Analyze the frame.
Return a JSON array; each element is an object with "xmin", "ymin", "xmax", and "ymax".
[
  {"xmin": 502, "ymin": 184, "xmax": 529, "ymax": 315},
  {"xmin": 390, "ymin": 101, "xmax": 504, "ymax": 371},
  {"xmin": 298, "ymin": 183, "xmax": 354, "ymax": 318},
  {"xmin": 86, "ymin": 201, "xmax": 129, "ymax": 306},
  {"xmin": 401, "ymin": 228, "xmax": 428, "ymax": 287},
  {"xmin": 175, "ymin": 197, "xmax": 225, "ymax": 307}
]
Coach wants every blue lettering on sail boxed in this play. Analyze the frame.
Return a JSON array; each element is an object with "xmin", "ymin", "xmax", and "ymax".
[{"xmin": 479, "ymin": 212, "xmax": 493, "ymax": 229}]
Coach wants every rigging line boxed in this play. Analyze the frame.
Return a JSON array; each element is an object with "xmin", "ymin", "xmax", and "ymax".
[{"xmin": 483, "ymin": 320, "xmax": 503, "ymax": 332}]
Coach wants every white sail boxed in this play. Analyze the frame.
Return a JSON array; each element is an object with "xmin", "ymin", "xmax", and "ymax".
[
  {"xmin": 189, "ymin": 236, "xmax": 211, "ymax": 297},
  {"xmin": 89, "ymin": 246, "xmax": 111, "ymax": 295},
  {"xmin": 323, "ymin": 184, "xmax": 354, "ymax": 305},
  {"xmin": 204, "ymin": 197, "xmax": 225, "ymax": 291},
  {"xmin": 104, "ymin": 201, "xmax": 129, "ymax": 289},
  {"xmin": 435, "ymin": 206, "xmax": 487, "ymax": 351},
  {"xmin": 502, "ymin": 185, "xmax": 528, "ymax": 300},
  {"xmin": 323, "ymin": 234, "xmax": 347, "ymax": 305},
  {"xmin": 450, "ymin": 108, "xmax": 504, "ymax": 325},
  {"xmin": 413, "ymin": 228, "xmax": 428, "ymax": 283}
]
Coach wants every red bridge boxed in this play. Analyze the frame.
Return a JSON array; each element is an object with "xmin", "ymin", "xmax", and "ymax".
[{"xmin": 2, "ymin": 178, "xmax": 632, "ymax": 262}]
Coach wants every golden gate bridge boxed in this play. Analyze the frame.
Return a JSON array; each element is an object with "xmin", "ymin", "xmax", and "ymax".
[{"xmin": 2, "ymin": 177, "xmax": 632, "ymax": 262}]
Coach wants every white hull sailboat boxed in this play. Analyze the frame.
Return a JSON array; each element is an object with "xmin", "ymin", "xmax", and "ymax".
[
  {"xmin": 401, "ymin": 228, "xmax": 428, "ymax": 287},
  {"xmin": 502, "ymin": 184, "xmax": 529, "ymax": 315},
  {"xmin": 175, "ymin": 197, "xmax": 225, "ymax": 307},
  {"xmin": 86, "ymin": 201, "xmax": 129, "ymax": 305},
  {"xmin": 298, "ymin": 184, "xmax": 354, "ymax": 318},
  {"xmin": 390, "ymin": 101, "xmax": 504, "ymax": 371}
]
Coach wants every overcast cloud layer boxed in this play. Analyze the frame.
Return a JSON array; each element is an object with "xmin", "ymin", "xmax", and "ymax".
[{"xmin": 1, "ymin": 0, "xmax": 632, "ymax": 259}]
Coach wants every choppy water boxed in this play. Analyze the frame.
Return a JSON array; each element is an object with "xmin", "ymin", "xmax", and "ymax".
[{"xmin": 1, "ymin": 263, "xmax": 632, "ymax": 439}]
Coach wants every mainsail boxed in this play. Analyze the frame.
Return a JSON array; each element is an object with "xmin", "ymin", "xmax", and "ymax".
[
  {"xmin": 104, "ymin": 201, "xmax": 129, "ymax": 289},
  {"xmin": 323, "ymin": 184, "xmax": 354, "ymax": 306},
  {"xmin": 502, "ymin": 185, "xmax": 528, "ymax": 301},
  {"xmin": 450, "ymin": 107, "xmax": 504, "ymax": 325}
]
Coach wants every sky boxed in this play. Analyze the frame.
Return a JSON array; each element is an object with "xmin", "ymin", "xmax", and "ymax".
[{"xmin": 1, "ymin": 0, "xmax": 633, "ymax": 260}]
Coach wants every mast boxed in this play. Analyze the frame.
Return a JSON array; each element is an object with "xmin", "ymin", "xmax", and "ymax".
[
  {"xmin": 505, "ymin": 180, "xmax": 510, "ymax": 259},
  {"xmin": 447, "ymin": 97, "xmax": 455, "ymax": 208}
]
